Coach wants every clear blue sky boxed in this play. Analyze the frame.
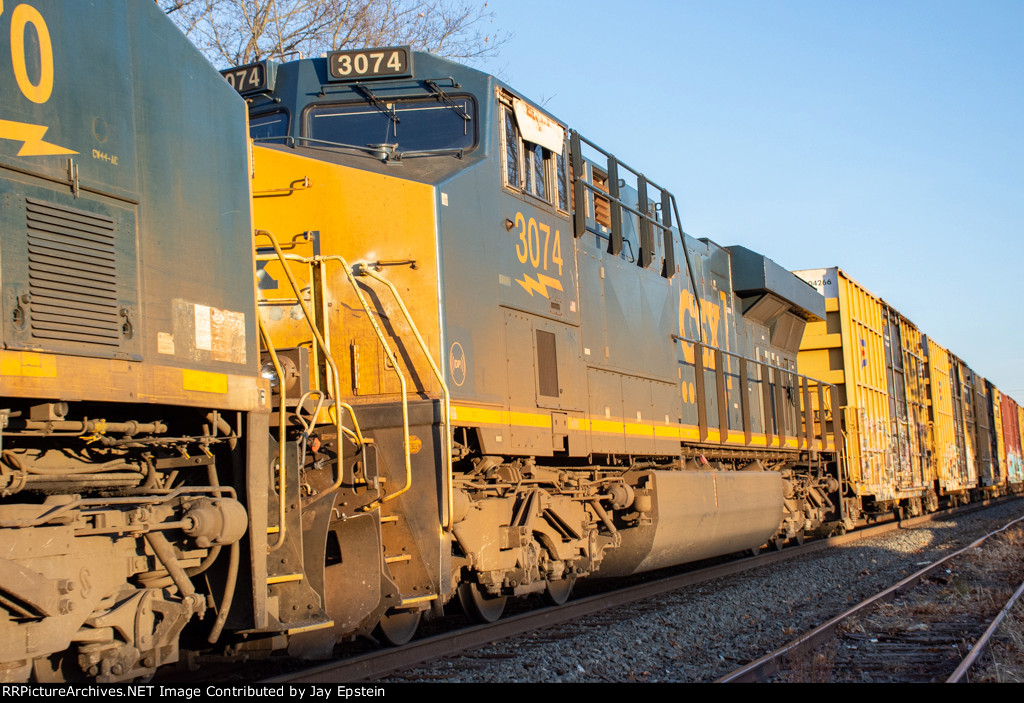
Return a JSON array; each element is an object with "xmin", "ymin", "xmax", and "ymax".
[{"xmin": 476, "ymin": 0, "xmax": 1024, "ymax": 397}]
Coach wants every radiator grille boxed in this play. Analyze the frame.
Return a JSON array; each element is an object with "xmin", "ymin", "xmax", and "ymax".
[{"xmin": 25, "ymin": 198, "xmax": 121, "ymax": 346}]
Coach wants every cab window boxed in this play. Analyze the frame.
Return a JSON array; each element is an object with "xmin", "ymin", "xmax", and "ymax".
[
  {"xmin": 501, "ymin": 97, "xmax": 567, "ymax": 212},
  {"xmin": 307, "ymin": 97, "xmax": 475, "ymax": 152},
  {"xmin": 250, "ymin": 112, "xmax": 289, "ymax": 140}
]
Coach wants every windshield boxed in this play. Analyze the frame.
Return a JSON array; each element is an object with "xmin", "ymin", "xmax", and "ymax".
[
  {"xmin": 307, "ymin": 97, "xmax": 475, "ymax": 152},
  {"xmin": 250, "ymin": 112, "xmax": 289, "ymax": 140}
]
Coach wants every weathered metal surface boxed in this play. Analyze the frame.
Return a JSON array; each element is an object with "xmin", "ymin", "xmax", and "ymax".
[
  {"xmin": 597, "ymin": 470, "xmax": 784, "ymax": 577},
  {"xmin": 0, "ymin": 0, "xmax": 258, "ymax": 409},
  {"xmin": 796, "ymin": 268, "xmax": 933, "ymax": 504}
]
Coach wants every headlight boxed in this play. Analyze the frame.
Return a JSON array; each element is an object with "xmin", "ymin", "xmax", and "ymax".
[{"xmin": 260, "ymin": 361, "xmax": 280, "ymax": 389}]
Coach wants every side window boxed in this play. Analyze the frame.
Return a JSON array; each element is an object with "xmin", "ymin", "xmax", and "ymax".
[
  {"xmin": 524, "ymin": 142, "xmax": 547, "ymax": 200},
  {"xmin": 503, "ymin": 106, "xmax": 520, "ymax": 189},
  {"xmin": 250, "ymin": 111, "xmax": 290, "ymax": 140},
  {"xmin": 501, "ymin": 96, "xmax": 568, "ymax": 213}
]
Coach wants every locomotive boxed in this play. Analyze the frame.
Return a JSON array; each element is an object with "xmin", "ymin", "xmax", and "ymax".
[
  {"xmin": 0, "ymin": 0, "xmax": 1016, "ymax": 683},
  {"xmin": 240, "ymin": 45, "xmax": 843, "ymax": 647}
]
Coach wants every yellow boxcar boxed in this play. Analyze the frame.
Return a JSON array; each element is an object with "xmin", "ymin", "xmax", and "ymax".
[
  {"xmin": 796, "ymin": 268, "xmax": 934, "ymax": 516},
  {"xmin": 925, "ymin": 340, "xmax": 978, "ymax": 500}
]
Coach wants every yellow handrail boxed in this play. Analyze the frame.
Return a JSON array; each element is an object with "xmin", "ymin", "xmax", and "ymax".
[
  {"xmin": 357, "ymin": 266, "xmax": 453, "ymax": 529},
  {"xmin": 323, "ymin": 256, "xmax": 412, "ymax": 504},
  {"xmin": 254, "ymin": 231, "xmax": 361, "ymax": 494},
  {"xmin": 257, "ymin": 245, "xmax": 413, "ymax": 505}
]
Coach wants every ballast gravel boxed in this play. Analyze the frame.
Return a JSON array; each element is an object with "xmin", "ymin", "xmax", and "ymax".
[{"xmin": 385, "ymin": 500, "xmax": 1024, "ymax": 683}]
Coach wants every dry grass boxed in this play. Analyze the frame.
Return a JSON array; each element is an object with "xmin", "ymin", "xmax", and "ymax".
[
  {"xmin": 787, "ymin": 642, "xmax": 837, "ymax": 683},
  {"xmin": 794, "ymin": 522, "xmax": 1024, "ymax": 682},
  {"xmin": 976, "ymin": 599, "xmax": 1024, "ymax": 682}
]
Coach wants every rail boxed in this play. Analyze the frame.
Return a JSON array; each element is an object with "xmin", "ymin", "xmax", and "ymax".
[
  {"xmin": 672, "ymin": 338, "xmax": 840, "ymax": 453},
  {"xmin": 718, "ymin": 512, "xmax": 1024, "ymax": 682},
  {"xmin": 257, "ymin": 315, "xmax": 288, "ymax": 551}
]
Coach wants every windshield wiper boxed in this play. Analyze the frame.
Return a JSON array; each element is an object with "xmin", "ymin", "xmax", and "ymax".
[
  {"xmin": 424, "ymin": 79, "xmax": 471, "ymax": 122},
  {"xmin": 392, "ymin": 147, "xmax": 464, "ymax": 160},
  {"xmin": 355, "ymin": 84, "xmax": 400, "ymax": 124}
]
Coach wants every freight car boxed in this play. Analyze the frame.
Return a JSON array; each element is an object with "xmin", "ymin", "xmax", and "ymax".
[{"xmin": 795, "ymin": 267, "xmax": 1023, "ymax": 523}]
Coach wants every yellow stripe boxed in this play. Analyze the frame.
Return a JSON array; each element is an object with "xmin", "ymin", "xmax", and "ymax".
[
  {"xmin": 625, "ymin": 422, "xmax": 652, "ymax": 437},
  {"xmin": 654, "ymin": 425, "xmax": 681, "ymax": 439},
  {"xmin": 0, "ymin": 351, "xmax": 58, "ymax": 378},
  {"xmin": 509, "ymin": 411, "xmax": 551, "ymax": 429},
  {"xmin": 452, "ymin": 405, "xmax": 507, "ymax": 425},
  {"xmin": 680, "ymin": 426, "xmax": 700, "ymax": 440},
  {"xmin": 590, "ymin": 419, "xmax": 623, "ymax": 435},
  {"xmin": 183, "ymin": 369, "xmax": 228, "ymax": 394},
  {"xmin": 453, "ymin": 404, "xmax": 810, "ymax": 452}
]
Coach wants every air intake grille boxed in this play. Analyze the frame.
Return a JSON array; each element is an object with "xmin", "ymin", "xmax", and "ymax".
[{"xmin": 25, "ymin": 198, "xmax": 121, "ymax": 346}]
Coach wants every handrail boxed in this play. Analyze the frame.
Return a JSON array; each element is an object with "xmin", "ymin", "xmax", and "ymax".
[
  {"xmin": 356, "ymin": 265, "xmax": 454, "ymax": 529},
  {"xmin": 256, "ymin": 244, "xmax": 409, "ymax": 501},
  {"xmin": 254, "ymin": 231, "xmax": 356, "ymax": 495},
  {"xmin": 319, "ymin": 255, "xmax": 413, "ymax": 505},
  {"xmin": 257, "ymin": 316, "xmax": 288, "ymax": 552}
]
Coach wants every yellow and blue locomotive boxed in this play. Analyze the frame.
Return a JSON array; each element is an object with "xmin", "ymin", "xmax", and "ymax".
[
  {"xmin": 0, "ymin": 0, "xmax": 848, "ymax": 680},
  {"xmin": 241, "ymin": 47, "xmax": 842, "ymax": 645}
]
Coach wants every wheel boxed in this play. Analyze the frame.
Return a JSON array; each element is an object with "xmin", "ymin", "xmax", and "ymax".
[
  {"xmin": 541, "ymin": 576, "xmax": 576, "ymax": 606},
  {"xmin": 373, "ymin": 608, "xmax": 421, "ymax": 646},
  {"xmin": 794, "ymin": 530, "xmax": 806, "ymax": 546},
  {"xmin": 772, "ymin": 536, "xmax": 786, "ymax": 551},
  {"xmin": 458, "ymin": 582, "xmax": 507, "ymax": 623}
]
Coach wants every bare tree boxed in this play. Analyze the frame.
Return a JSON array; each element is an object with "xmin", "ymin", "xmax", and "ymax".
[{"xmin": 161, "ymin": 0, "xmax": 507, "ymax": 68}]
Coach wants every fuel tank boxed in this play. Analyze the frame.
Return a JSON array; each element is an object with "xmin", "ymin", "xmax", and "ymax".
[{"xmin": 598, "ymin": 469, "xmax": 784, "ymax": 577}]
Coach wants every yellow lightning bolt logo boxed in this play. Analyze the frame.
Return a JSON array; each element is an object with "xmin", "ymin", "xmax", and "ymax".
[
  {"xmin": 516, "ymin": 272, "xmax": 563, "ymax": 299},
  {"xmin": 0, "ymin": 120, "xmax": 76, "ymax": 157}
]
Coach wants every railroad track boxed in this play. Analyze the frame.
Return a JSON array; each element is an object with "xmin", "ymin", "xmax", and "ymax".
[
  {"xmin": 256, "ymin": 499, "xmax": 1018, "ymax": 684},
  {"xmin": 718, "ymin": 512, "xmax": 1024, "ymax": 683}
]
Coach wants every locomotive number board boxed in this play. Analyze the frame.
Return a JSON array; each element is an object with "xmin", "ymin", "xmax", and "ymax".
[
  {"xmin": 221, "ymin": 61, "xmax": 275, "ymax": 95},
  {"xmin": 328, "ymin": 47, "xmax": 413, "ymax": 81}
]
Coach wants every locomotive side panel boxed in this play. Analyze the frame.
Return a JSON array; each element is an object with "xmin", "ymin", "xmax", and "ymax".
[
  {"xmin": 237, "ymin": 46, "xmax": 843, "ymax": 647},
  {"xmin": 0, "ymin": 0, "xmax": 261, "ymax": 682},
  {"xmin": 0, "ymin": 1, "xmax": 259, "ymax": 404}
]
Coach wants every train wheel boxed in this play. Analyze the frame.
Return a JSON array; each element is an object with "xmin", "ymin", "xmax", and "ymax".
[
  {"xmin": 541, "ymin": 576, "xmax": 576, "ymax": 606},
  {"xmin": 458, "ymin": 583, "xmax": 507, "ymax": 623},
  {"xmin": 374, "ymin": 608, "xmax": 421, "ymax": 646},
  {"xmin": 794, "ymin": 531, "xmax": 806, "ymax": 546}
]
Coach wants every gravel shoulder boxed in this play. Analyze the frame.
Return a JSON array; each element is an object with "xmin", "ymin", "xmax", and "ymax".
[{"xmin": 383, "ymin": 500, "xmax": 1024, "ymax": 683}]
